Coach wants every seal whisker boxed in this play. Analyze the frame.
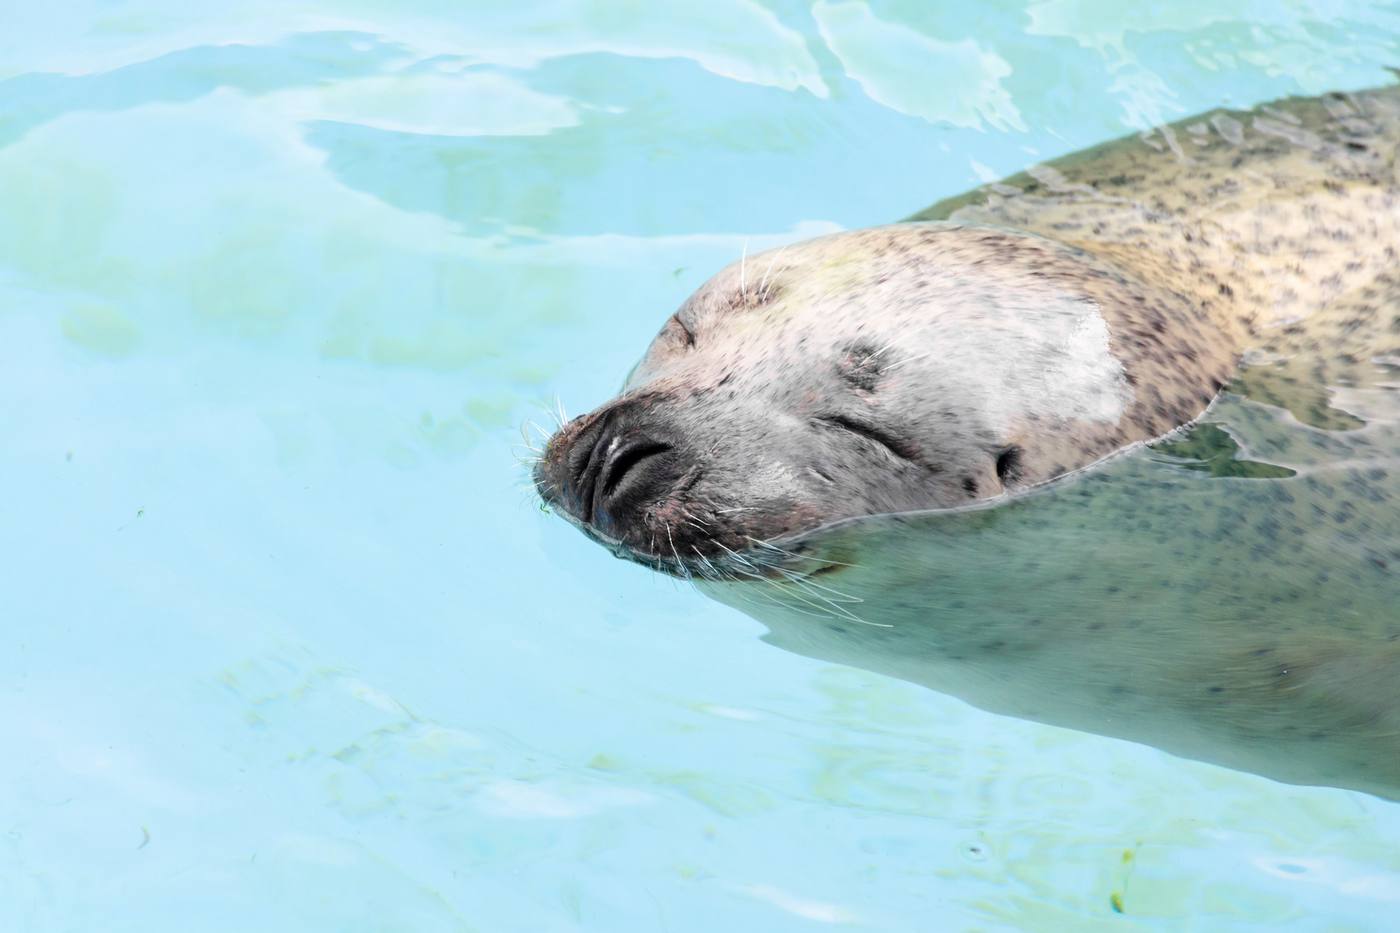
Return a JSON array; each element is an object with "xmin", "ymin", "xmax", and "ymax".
[
  {"xmin": 712, "ymin": 540, "xmax": 880, "ymax": 625},
  {"xmin": 717, "ymin": 544, "xmax": 881, "ymax": 625},
  {"xmin": 758, "ymin": 246, "xmax": 789, "ymax": 300},
  {"xmin": 521, "ymin": 419, "xmax": 553, "ymax": 447},
  {"xmin": 717, "ymin": 579, "xmax": 823, "ymax": 617},
  {"xmin": 516, "ymin": 484, "xmax": 558, "ymax": 515},
  {"xmin": 664, "ymin": 523, "xmax": 694, "ymax": 587},
  {"xmin": 745, "ymin": 536, "xmax": 858, "ymax": 570},
  {"xmin": 788, "ymin": 588, "xmax": 886, "ymax": 627},
  {"xmin": 532, "ymin": 399, "xmax": 565, "ymax": 431},
  {"xmin": 713, "ymin": 540, "xmax": 763, "ymax": 572},
  {"xmin": 867, "ymin": 339, "xmax": 901, "ymax": 359},
  {"xmin": 767, "ymin": 573, "xmax": 885, "ymax": 627},
  {"xmin": 883, "ymin": 349, "xmax": 939, "ymax": 372},
  {"xmin": 681, "ymin": 510, "xmax": 712, "ymax": 527},
  {"xmin": 774, "ymin": 567, "xmax": 864, "ymax": 605},
  {"xmin": 690, "ymin": 545, "xmax": 725, "ymax": 582},
  {"xmin": 701, "ymin": 542, "xmax": 883, "ymax": 624}
]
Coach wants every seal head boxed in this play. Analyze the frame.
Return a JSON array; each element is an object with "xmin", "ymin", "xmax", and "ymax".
[{"xmin": 535, "ymin": 223, "xmax": 1228, "ymax": 573}]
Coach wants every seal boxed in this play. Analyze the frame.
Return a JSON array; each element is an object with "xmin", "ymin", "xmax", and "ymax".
[{"xmin": 534, "ymin": 83, "xmax": 1400, "ymax": 798}]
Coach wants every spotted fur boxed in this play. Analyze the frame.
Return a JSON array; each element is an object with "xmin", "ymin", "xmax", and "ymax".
[{"xmin": 538, "ymin": 83, "xmax": 1400, "ymax": 797}]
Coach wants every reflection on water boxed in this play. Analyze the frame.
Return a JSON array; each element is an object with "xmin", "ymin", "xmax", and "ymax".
[{"xmin": 3, "ymin": 2, "xmax": 1400, "ymax": 930}]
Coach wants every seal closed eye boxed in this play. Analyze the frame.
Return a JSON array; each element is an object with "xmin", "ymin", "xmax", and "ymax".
[{"xmin": 813, "ymin": 413, "xmax": 922, "ymax": 463}]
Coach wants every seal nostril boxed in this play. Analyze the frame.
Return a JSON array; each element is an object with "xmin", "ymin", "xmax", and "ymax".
[
  {"xmin": 597, "ymin": 439, "xmax": 673, "ymax": 515},
  {"xmin": 561, "ymin": 412, "xmax": 615, "ymax": 525},
  {"xmin": 553, "ymin": 408, "xmax": 676, "ymax": 530}
]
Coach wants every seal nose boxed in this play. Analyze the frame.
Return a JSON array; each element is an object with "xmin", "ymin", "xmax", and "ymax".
[{"xmin": 538, "ymin": 407, "xmax": 681, "ymax": 539}]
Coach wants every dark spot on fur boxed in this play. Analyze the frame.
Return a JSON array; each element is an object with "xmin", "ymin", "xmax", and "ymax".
[
  {"xmin": 837, "ymin": 341, "xmax": 886, "ymax": 391},
  {"xmin": 961, "ymin": 476, "xmax": 979, "ymax": 496},
  {"xmin": 995, "ymin": 445, "xmax": 1023, "ymax": 485}
]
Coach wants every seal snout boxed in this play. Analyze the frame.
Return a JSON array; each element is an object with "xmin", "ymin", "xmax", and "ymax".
[{"xmin": 536, "ymin": 401, "xmax": 684, "ymax": 546}]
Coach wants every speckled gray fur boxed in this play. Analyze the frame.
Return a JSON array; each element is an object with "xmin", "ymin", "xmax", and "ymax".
[{"xmin": 538, "ymin": 84, "xmax": 1400, "ymax": 798}]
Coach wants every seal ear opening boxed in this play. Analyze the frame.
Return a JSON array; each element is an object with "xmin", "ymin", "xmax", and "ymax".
[{"xmin": 995, "ymin": 445, "xmax": 1023, "ymax": 486}]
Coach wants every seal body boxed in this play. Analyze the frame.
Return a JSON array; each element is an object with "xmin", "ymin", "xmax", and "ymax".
[{"xmin": 536, "ymin": 84, "xmax": 1400, "ymax": 798}]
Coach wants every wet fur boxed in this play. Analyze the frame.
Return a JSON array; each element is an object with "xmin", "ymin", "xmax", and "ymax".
[{"xmin": 540, "ymin": 83, "xmax": 1400, "ymax": 797}]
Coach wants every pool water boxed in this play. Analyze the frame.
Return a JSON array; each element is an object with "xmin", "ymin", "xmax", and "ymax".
[{"xmin": 3, "ymin": 2, "xmax": 1399, "ymax": 930}]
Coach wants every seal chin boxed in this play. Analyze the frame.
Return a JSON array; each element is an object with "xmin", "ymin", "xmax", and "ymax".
[{"xmin": 536, "ymin": 498, "xmax": 737, "ymax": 579}]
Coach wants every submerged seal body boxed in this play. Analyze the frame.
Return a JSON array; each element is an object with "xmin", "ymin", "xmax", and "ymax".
[{"xmin": 535, "ymin": 84, "xmax": 1400, "ymax": 798}]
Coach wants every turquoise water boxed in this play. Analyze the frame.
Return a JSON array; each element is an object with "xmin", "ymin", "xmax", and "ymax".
[{"xmin": 3, "ymin": 2, "xmax": 1400, "ymax": 930}]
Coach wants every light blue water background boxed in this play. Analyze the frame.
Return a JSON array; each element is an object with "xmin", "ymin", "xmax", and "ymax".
[{"xmin": 3, "ymin": 2, "xmax": 1399, "ymax": 930}]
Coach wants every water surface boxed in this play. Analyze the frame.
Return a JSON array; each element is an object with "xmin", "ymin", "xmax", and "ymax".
[{"xmin": 3, "ymin": 2, "xmax": 1400, "ymax": 930}]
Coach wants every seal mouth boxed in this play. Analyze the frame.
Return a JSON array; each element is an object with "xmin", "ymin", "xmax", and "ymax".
[{"xmin": 539, "ymin": 498, "xmax": 847, "ymax": 583}]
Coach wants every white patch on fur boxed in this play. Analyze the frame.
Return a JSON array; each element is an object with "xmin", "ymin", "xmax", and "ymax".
[
  {"xmin": 935, "ymin": 294, "xmax": 1133, "ymax": 432},
  {"xmin": 1035, "ymin": 301, "xmax": 1135, "ymax": 423}
]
